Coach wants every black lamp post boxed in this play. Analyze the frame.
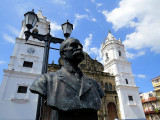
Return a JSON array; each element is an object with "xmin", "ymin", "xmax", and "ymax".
[
  {"xmin": 61, "ymin": 20, "xmax": 73, "ymax": 39},
  {"xmin": 24, "ymin": 10, "xmax": 73, "ymax": 120},
  {"xmin": 24, "ymin": 9, "xmax": 39, "ymax": 40}
]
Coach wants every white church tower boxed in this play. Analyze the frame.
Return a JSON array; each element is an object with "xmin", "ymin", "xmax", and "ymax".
[
  {"xmin": 101, "ymin": 31, "xmax": 146, "ymax": 120},
  {"xmin": 0, "ymin": 11, "xmax": 50, "ymax": 120}
]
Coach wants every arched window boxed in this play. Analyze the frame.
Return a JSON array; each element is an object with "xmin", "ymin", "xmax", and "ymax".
[
  {"xmin": 107, "ymin": 102, "xmax": 118, "ymax": 119},
  {"xmin": 109, "ymin": 83, "xmax": 112, "ymax": 91},
  {"xmin": 105, "ymin": 83, "xmax": 108, "ymax": 91},
  {"xmin": 118, "ymin": 50, "xmax": 121, "ymax": 56},
  {"xmin": 125, "ymin": 79, "xmax": 128, "ymax": 84},
  {"xmin": 106, "ymin": 53, "xmax": 109, "ymax": 58}
]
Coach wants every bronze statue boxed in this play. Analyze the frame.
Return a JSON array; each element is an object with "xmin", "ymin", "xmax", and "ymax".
[{"xmin": 30, "ymin": 37, "xmax": 104, "ymax": 120}]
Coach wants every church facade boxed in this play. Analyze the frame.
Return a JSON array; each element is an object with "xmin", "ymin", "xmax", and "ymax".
[
  {"xmin": 0, "ymin": 11, "xmax": 48, "ymax": 120},
  {"xmin": 101, "ymin": 31, "xmax": 146, "ymax": 119},
  {"xmin": 0, "ymin": 10, "xmax": 146, "ymax": 120}
]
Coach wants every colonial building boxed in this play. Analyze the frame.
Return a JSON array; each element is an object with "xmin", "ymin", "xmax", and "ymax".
[
  {"xmin": 40, "ymin": 52, "xmax": 119, "ymax": 120},
  {"xmin": 0, "ymin": 10, "xmax": 147, "ymax": 120},
  {"xmin": 152, "ymin": 76, "xmax": 160, "ymax": 91},
  {"xmin": 140, "ymin": 76, "xmax": 160, "ymax": 120},
  {"xmin": 101, "ymin": 31, "xmax": 146, "ymax": 120},
  {"xmin": 0, "ymin": 10, "xmax": 119, "ymax": 120},
  {"xmin": 0, "ymin": 11, "xmax": 48, "ymax": 120}
]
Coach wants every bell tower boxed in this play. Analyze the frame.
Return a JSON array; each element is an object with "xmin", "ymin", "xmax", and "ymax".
[
  {"xmin": 0, "ymin": 11, "xmax": 49, "ymax": 120},
  {"xmin": 101, "ymin": 31, "xmax": 146, "ymax": 120}
]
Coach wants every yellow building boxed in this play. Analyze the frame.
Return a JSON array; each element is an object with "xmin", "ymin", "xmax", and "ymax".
[
  {"xmin": 140, "ymin": 76, "xmax": 160, "ymax": 120},
  {"xmin": 152, "ymin": 76, "xmax": 160, "ymax": 91}
]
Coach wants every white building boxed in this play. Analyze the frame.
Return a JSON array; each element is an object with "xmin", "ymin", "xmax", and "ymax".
[
  {"xmin": 101, "ymin": 31, "xmax": 146, "ymax": 120},
  {"xmin": 0, "ymin": 11, "xmax": 49, "ymax": 120}
]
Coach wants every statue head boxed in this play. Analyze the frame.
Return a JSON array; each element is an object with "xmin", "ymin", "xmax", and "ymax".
[{"xmin": 60, "ymin": 37, "xmax": 84, "ymax": 65}]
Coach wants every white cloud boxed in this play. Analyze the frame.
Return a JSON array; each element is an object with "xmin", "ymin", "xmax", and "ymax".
[
  {"xmin": 85, "ymin": 8, "xmax": 90, "ymax": 12},
  {"xmin": 102, "ymin": 0, "xmax": 160, "ymax": 54},
  {"xmin": 50, "ymin": 22, "xmax": 61, "ymax": 31},
  {"xmin": 0, "ymin": 61, "xmax": 6, "ymax": 65},
  {"xmin": 2, "ymin": 25, "xmax": 19, "ymax": 44},
  {"xmin": 137, "ymin": 74, "xmax": 146, "ymax": 79},
  {"xmin": 91, "ymin": 47, "xmax": 103, "ymax": 63},
  {"xmin": 75, "ymin": 14, "xmax": 88, "ymax": 20},
  {"xmin": 83, "ymin": 34, "xmax": 103, "ymax": 63},
  {"xmin": 73, "ymin": 14, "xmax": 87, "ymax": 28},
  {"xmin": 74, "ymin": 14, "xmax": 96, "ymax": 28},
  {"xmin": 50, "ymin": 21, "xmax": 61, "ymax": 36},
  {"xmin": 3, "ymin": 34, "xmax": 15, "ymax": 44},
  {"xmin": 90, "ymin": 18, "xmax": 96, "ymax": 22},
  {"xmin": 126, "ymin": 51, "xmax": 145, "ymax": 59},
  {"xmin": 7, "ymin": 25, "xmax": 20, "ymax": 37},
  {"xmin": 96, "ymin": 3, "xmax": 103, "ymax": 8},
  {"xmin": 83, "ymin": 34, "xmax": 93, "ymax": 54},
  {"xmin": 91, "ymin": 47, "xmax": 99, "ymax": 55}
]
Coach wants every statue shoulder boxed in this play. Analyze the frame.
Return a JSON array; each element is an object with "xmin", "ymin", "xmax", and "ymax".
[
  {"xmin": 43, "ymin": 69, "xmax": 62, "ymax": 78},
  {"xmin": 88, "ymin": 77, "xmax": 104, "ymax": 99}
]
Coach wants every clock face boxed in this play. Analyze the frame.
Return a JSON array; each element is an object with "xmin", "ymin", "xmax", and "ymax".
[{"xmin": 27, "ymin": 48, "xmax": 35, "ymax": 55}]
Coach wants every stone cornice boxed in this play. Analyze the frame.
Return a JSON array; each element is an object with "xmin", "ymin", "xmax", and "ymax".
[
  {"xmin": 16, "ymin": 38, "xmax": 45, "ymax": 47},
  {"xmin": 3, "ymin": 69, "xmax": 39, "ymax": 78},
  {"xmin": 104, "ymin": 59, "xmax": 131, "ymax": 69},
  {"xmin": 116, "ymin": 85, "xmax": 139, "ymax": 90},
  {"xmin": 115, "ymin": 73, "xmax": 135, "ymax": 80},
  {"xmin": 101, "ymin": 40, "xmax": 124, "ymax": 51},
  {"xmin": 20, "ymin": 54, "xmax": 39, "ymax": 59}
]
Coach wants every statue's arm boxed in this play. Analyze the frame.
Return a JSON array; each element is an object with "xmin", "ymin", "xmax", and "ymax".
[{"xmin": 29, "ymin": 74, "xmax": 47, "ymax": 99}]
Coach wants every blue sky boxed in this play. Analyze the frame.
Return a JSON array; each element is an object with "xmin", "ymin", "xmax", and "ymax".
[{"xmin": 0, "ymin": 0, "xmax": 160, "ymax": 93}]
